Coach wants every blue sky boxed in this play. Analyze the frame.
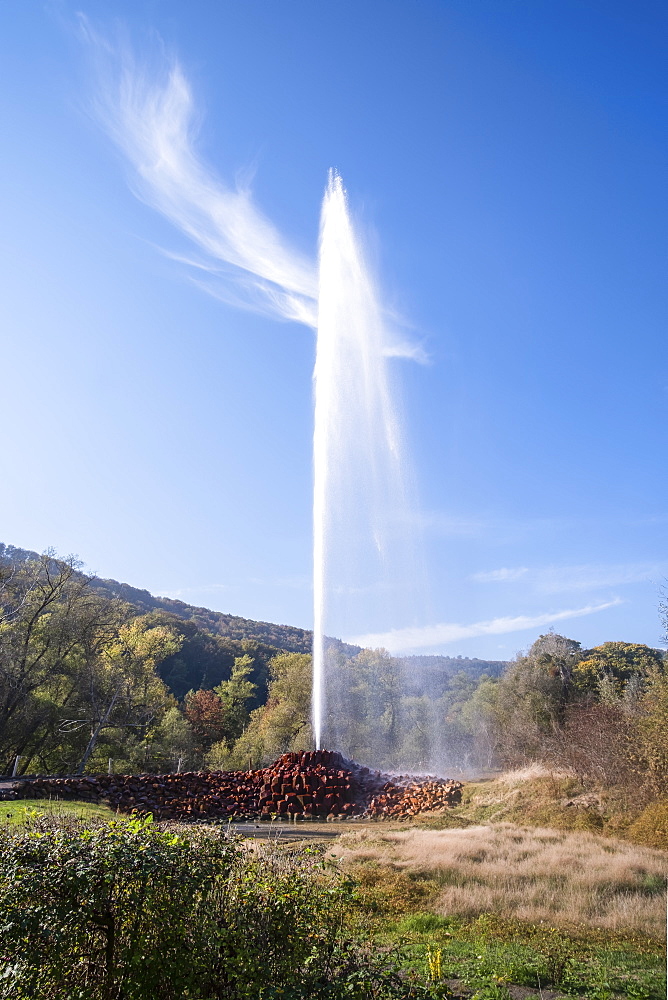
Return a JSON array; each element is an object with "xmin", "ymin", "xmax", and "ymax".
[{"xmin": 1, "ymin": 0, "xmax": 666, "ymax": 658}]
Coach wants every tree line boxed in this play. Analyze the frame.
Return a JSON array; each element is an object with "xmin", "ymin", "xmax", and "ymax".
[
  {"xmin": 0, "ymin": 550, "xmax": 279, "ymax": 775},
  {"xmin": 2, "ymin": 547, "xmax": 666, "ymax": 806}
]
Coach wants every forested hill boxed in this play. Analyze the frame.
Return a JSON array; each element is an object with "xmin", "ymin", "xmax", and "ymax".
[
  {"xmin": 400, "ymin": 654, "xmax": 507, "ymax": 682},
  {"xmin": 0, "ymin": 543, "xmax": 507, "ymax": 672},
  {"xmin": 0, "ymin": 543, "xmax": 313, "ymax": 654},
  {"xmin": 92, "ymin": 578, "xmax": 315, "ymax": 653}
]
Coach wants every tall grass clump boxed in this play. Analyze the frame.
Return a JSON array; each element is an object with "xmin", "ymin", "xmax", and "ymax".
[
  {"xmin": 337, "ymin": 824, "xmax": 668, "ymax": 938},
  {"xmin": 0, "ymin": 816, "xmax": 439, "ymax": 999}
]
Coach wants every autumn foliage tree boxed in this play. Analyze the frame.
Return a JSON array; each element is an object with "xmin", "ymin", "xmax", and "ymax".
[
  {"xmin": 184, "ymin": 689, "xmax": 227, "ymax": 757},
  {"xmin": 0, "ymin": 550, "xmax": 183, "ymax": 774}
]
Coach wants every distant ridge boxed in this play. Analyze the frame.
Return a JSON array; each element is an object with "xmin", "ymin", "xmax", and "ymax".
[
  {"xmin": 92, "ymin": 577, "xmax": 317, "ymax": 654},
  {"xmin": 0, "ymin": 543, "xmax": 354, "ymax": 656},
  {"xmin": 0, "ymin": 543, "xmax": 509, "ymax": 672},
  {"xmin": 0, "ymin": 543, "xmax": 314, "ymax": 654}
]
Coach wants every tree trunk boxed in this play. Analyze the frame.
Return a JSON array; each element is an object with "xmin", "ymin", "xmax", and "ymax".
[{"xmin": 76, "ymin": 689, "xmax": 120, "ymax": 775}]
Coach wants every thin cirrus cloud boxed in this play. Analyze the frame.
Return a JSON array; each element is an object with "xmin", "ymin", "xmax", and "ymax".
[
  {"xmin": 348, "ymin": 599, "xmax": 623, "ymax": 654},
  {"xmin": 472, "ymin": 567, "xmax": 529, "ymax": 583},
  {"xmin": 82, "ymin": 19, "xmax": 318, "ymax": 326},
  {"xmin": 81, "ymin": 23, "xmax": 426, "ymax": 361},
  {"xmin": 471, "ymin": 562, "xmax": 664, "ymax": 593}
]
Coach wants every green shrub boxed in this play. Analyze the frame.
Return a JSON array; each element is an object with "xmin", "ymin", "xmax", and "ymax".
[
  {"xmin": 628, "ymin": 798, "xmax": 668, "ymax": 850},
  {"xmin": 0, "ymin": 816, "xmax": 436, "ymax": 999}
]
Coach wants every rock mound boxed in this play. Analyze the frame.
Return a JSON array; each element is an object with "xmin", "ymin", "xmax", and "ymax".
[{"xmin": 15, "ymin": 750, "xmax": 462, "ymax": 821}]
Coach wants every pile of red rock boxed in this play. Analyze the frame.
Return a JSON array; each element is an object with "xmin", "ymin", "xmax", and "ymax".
[
  {"xmin": 19, "ymin": 751, "xmax": 366, "ymax": 821},
  {"xmin": 366, "ymin": 778, "xmax": 463, "ymax": 818},
  {"xmin": 255, "ymin": 750, "xmax": 361, "ymax": 818},
  {"xmin": 16, "ymin": 750, "xmax": 462, "ymax": 821}
]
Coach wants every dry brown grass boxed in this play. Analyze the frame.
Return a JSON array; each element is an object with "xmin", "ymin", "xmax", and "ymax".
[
  {"xmin": 335, "ymin": 823, "xmax": 667, "ymax": 938},
  {"xmin": 423, "ymin": 767, "xmax": 635, "ymax": 836},
  {"xmin": 496, "ymin": 763, "xmax": 574, "ymax": 784}
]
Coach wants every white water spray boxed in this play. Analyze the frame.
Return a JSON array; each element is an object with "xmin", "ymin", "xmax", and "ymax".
[
  {"xmin": 95, "ymin": 43, "xmax": 424, "ymax": 760},
  {"xmin": 313, "ymin": 172, "xmax": 414, "ymax": 751}
]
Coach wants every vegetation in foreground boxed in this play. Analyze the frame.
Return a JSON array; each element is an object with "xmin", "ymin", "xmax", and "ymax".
[
  {"xmin": 0, "ymin": 798, "xmax": 118, "ymax": 827},
  {"xmin": 334, "ymin": 823, "xmax": 666, "ymax": 999},
  {"xmin": 335, "ymin": 824, "xmax": 667, "ymax": 938},
  {"xmin": 0, "ymin": 815, "xmax": 426, "ymax": 999},
  {"xmin": 0, "ymin": 812, "xmax": 665, "ymax": 999}
]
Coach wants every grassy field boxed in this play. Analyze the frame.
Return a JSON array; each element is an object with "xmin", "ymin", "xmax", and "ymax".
[
  {"xmin": 335, "ymin": 824, "xmax": 667, "ymax": 936},
  {"xmin": 3, "ymin": 786, "xmax": 666, "ymax": 998},
  {"xmin": 0, "ymin": 797, "xmax": 118, "ymax": 826},
  {"xmin": 415, "ymin": 766, "xmax": 668, "ymax": 850},
  {"xmin": 331, "ymin": 819, "xmax": 667, "ymax": 999}
]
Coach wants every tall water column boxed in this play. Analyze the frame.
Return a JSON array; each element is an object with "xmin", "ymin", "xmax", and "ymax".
[{"xmin": 313, "ymin": 171, "xmax": 414, "ymax": 754}]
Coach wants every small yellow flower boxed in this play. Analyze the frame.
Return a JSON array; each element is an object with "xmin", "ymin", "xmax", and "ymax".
[{"xmin": 426, "ymin": 946, "xmax": 442, "ymax": 981}]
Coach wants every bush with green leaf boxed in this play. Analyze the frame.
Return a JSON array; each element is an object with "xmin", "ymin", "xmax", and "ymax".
[
  {"xmin": 627, "ymin": 798, "xmax": 668, "ymax": 850},
  {"xmin": 0, "ymin": 816, "xmax": 443, "ymax": 999}
]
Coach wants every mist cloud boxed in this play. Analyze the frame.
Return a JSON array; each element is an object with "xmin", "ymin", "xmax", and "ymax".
[{"xmin": 84, "ymin": 25, "xmax": 425, "ymax": 363}]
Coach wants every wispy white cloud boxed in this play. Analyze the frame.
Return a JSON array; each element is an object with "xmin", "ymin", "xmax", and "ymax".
[
  {"xmin": 82, "ymin": 21, "xmax": 318, "ymax": 325},
  {"xmin": 348, "ymin": 599, "xmax": 623, "ymax": 653},
  {"xmin": 82, "ymin": 23, "xmax": 426, "ymax": 363},
  {"xmin": 472, "ymin": 567, "xmax": 529, "ymax": 583},
  {"xmin": 471, "ymin": 562, "xmax": 664, "ymax": 594},
  {"xmin": 383, "ymin": 339, "xmax": 430, "ymax": 364}
]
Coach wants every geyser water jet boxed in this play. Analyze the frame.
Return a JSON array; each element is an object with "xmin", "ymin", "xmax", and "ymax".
[
  {"xmin": 98, "ymin": 45, "xmax": 427, "ymax": 763},
  {"xmin": 313, "ymin": 171, "xmax": 418, "ymax": 758}
]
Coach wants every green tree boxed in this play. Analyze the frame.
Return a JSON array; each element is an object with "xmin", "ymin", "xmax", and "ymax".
[
  {"xmin": 572, "ymin": 641, "xmax": 665, "ymax": 701},
  {"xmin": 153, "ymin": 706, "xmax": 195, "ymax": 770},
  {"xmin": 214, "ymin": 654, "xmax": 257, "ymax": 741},
  {"xmin": 0, "ymin": 551, "xmax": 122, "ymax": 772},
  {"xmin": 492, "ymin": 633, "xmax": 583, "ymax": 764},
  {"xmin": 148, "ymin": 613, "xmax": 274, "ymax": 706},
  {"xmin": 73, "ymin": 617, "xmax": 182, "ymax": 773},
  {"xmin": 221, "ymin": 652, "xmax": 312, "ymax": 767},
  {"xmin": 459, "ymin": 675, "xmax": 501, "ymax": 769}
]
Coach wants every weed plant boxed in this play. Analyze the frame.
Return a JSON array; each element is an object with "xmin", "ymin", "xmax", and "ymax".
[{"xmin": 383, "ymin": 912, "xmax": 666, "ymax": 1000}]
